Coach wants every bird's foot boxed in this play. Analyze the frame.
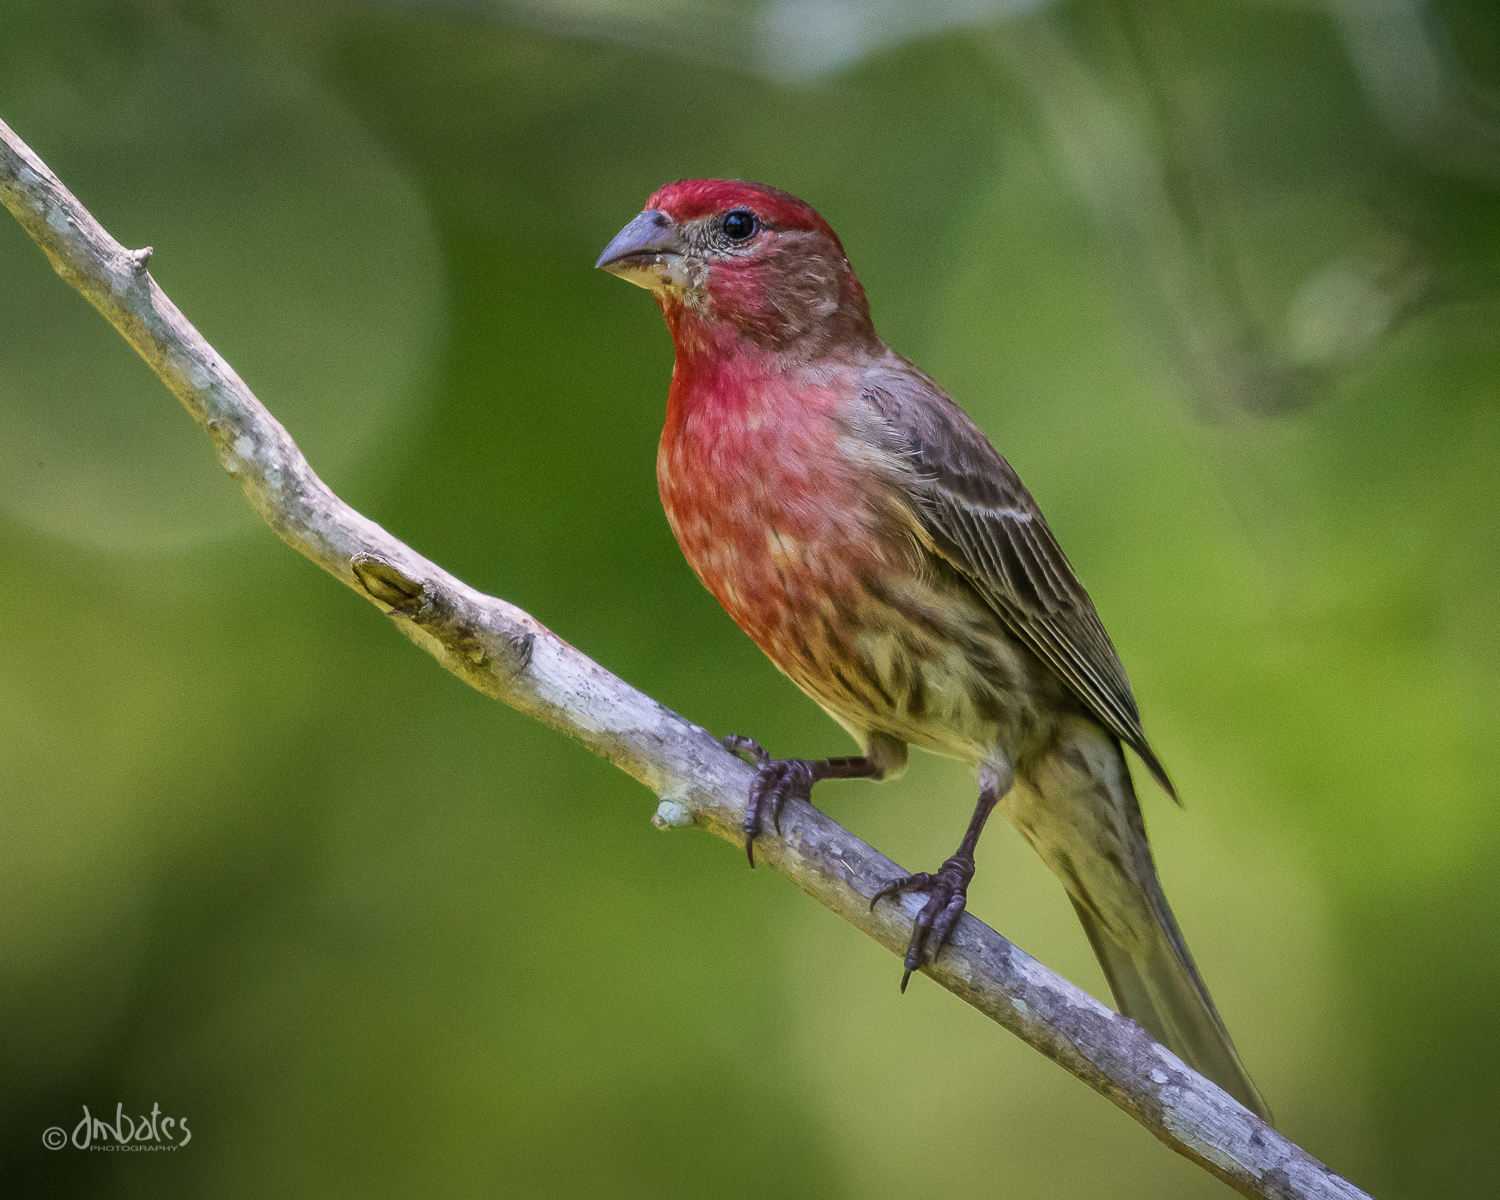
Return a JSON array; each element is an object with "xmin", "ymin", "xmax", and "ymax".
[
  {"xmin": 722, "ymin": 736, "xmax": 820, "ymax": 868},
  {"xmin": 869, "ymin": 852, "xmax": 976, "ymax": 992}
]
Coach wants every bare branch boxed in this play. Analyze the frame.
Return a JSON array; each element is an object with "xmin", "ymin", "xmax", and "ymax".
[{"xmin": 0, "ymin": 116, "xmax": 1371, "ymax": 1200}]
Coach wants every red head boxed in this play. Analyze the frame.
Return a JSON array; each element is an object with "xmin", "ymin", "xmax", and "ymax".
[
  {"xmin": 645, "ymin": 180, "xmax": 846, "ymax": 253},
  {"xmin": 597, "ymin": 179, "xmax": 876, "ymax": 358}
]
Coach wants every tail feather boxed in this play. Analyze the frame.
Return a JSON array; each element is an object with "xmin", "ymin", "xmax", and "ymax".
[
  {"xmin": 1018, "ymin": 718, "xmax": 1271, "ymax": 1122},
  {"xmin": 1069, "ymin": 895, "xmax": 1273, "ymax": 1124}
]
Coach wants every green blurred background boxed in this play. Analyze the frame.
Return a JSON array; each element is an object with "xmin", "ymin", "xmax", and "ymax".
[{"xmin": 3, "ymin": 0, "xmax": 1498, "ymax": 1195}]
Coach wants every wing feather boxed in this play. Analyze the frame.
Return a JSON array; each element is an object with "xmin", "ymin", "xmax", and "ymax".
[{"xmin": 859, "ymin": 353, "xmax": 1174, "ymax": 797}]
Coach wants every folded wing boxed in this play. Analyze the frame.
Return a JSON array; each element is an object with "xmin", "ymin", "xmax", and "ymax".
[{"xmin": 858, "ymin": 353, "xmax": 1174, "ymax": 798}]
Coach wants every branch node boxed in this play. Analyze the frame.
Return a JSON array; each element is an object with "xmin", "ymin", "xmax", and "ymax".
[
  {"xmin": 508, "ymin": 631, "xmax": 534, "ymax": 672},
  {"xmin": 129, "ymin": 245, "xmax": 153, "ymax": 273},
  {"xmin": 652, "ymin": 797, "xmax": 695, "ymax": 829},
  {"xmin": 351, "ymin": 552, "xmax": 428, "ymax": 614}
]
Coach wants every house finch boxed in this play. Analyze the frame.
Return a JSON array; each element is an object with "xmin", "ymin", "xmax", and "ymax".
[{"xmin": 598, "ymin": 180, "xmax": 1270, "ymax": 1121}]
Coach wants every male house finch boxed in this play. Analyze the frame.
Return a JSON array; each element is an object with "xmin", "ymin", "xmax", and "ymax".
[{"xmin": 598, "ymin": 180, "xmax": 1270, "ymax": 1121}]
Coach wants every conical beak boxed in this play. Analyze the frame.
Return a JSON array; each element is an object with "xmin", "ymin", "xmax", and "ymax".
[{"xmin": 596, "ymin": 209, "xmax": 689, "ymax": 291}]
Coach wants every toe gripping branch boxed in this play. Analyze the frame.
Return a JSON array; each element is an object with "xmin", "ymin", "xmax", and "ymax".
[
  {"xmin": 870, "ymin": 776, "xmax": 1002, "ymax": 991},
  {"xmin": 722, "ymin": 736, "xmax": 883, "ymax": 867},
  {"xmin": 869, "ymin": 856, "xmax": 977, "ymax": 992}
]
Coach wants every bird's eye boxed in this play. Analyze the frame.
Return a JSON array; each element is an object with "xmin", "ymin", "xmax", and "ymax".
[{"xmin": 721, "ymin": 210, "xmax": 757, "ymax": 241}]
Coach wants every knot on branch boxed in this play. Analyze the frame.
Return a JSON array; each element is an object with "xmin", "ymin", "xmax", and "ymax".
[
  {"xmin": 352, "ymin": 553, "xmax": 428, "ymax": 614},
  {"xmin": 652, "ymin": 795, "xmax": 695, "ymax": 829},
  {"xmin": 351, "ymin": 552, "xmax": 533, "ymax": 675}
]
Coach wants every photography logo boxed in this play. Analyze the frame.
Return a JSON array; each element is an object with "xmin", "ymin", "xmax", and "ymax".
[{"xmin": 43, "ymin": 1103, "xmax": 191, "ymax": 1152}]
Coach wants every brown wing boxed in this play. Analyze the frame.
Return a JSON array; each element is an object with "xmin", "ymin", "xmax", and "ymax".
[{"xmin": 859, "ymin": 353, "xmax": 1175, "ymax": 798}]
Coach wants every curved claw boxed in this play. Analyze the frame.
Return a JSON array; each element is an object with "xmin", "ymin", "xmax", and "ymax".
[
  {"xmin": 868, "ymin": 872, "xmax": 932, "ymax": 913},
  {"xmin": 727, "ymin": 740, "xmax": 883, "ymax": 869},
  {"xmin": 722, "ymin": 734, "xmax": 771, "ymax": 766},
  {"xmin": 741, "ymin": 756, "xmax": 814, "ymax": 868},
  {"xmin": 870, "ymin": 858, "xmax": 974, "ymax": 990}
]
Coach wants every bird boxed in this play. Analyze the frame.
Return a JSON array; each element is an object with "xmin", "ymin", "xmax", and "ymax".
[{"xmin": 596, "ymin": 179, "xmax": 1271, "ymax": 1122}]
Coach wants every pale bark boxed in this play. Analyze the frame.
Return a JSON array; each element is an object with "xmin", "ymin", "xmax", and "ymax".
[{"xmin": 0, "ymin": 116, "xmax": 1372, "ymax": 1200}]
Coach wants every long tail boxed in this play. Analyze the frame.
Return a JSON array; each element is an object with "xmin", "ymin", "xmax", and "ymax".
[
  {"xmin": 1020, "ymin": 720, "xmax": 1272, "ymax": 1123},
  {"xmin": 1069, "ymin": 894, "xmax": 1272, "ymax": 1123}
]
